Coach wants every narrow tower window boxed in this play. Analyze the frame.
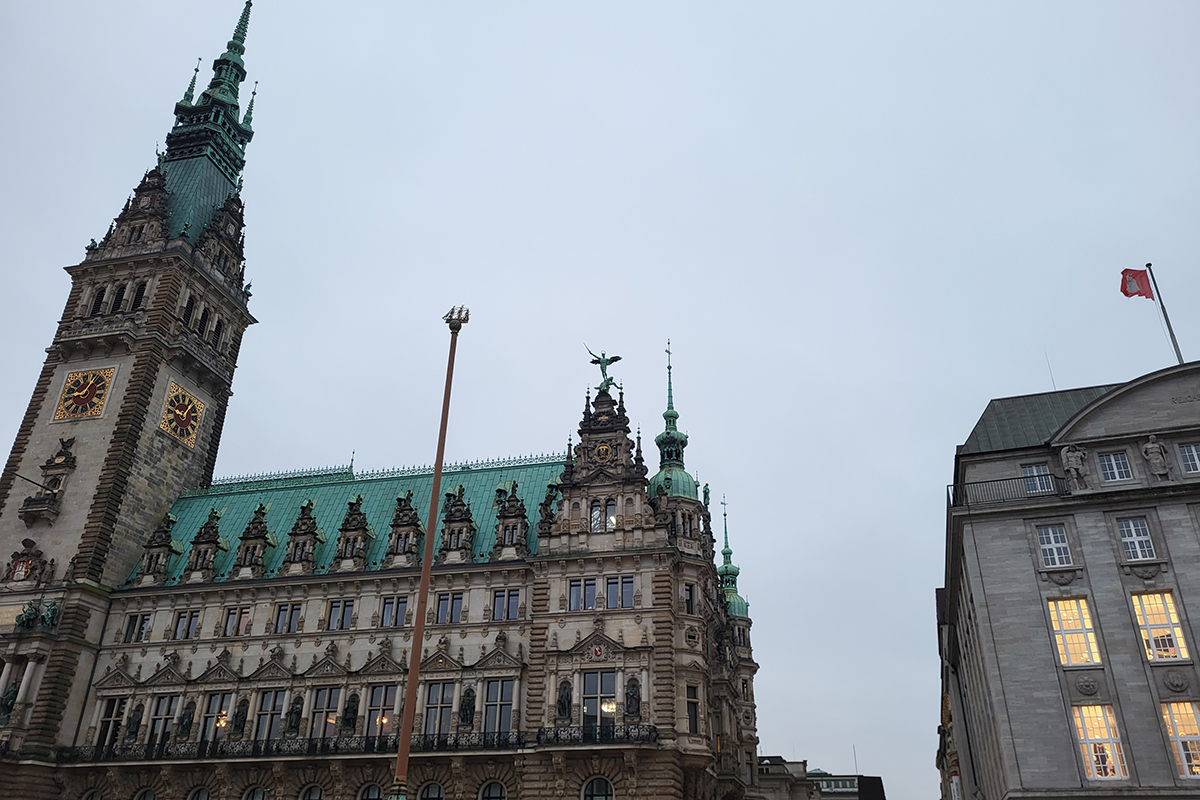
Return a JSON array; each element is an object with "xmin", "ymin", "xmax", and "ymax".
[
  {"xmin": 197, "ymin": 308, "xmax": 210, "ymax": 335},
  {"xmin": 131, "ymin": 282, "xmax": 147, "ymax": 310},
  {"xmin": 111, "ymin": 284, "xmax": 126, "ymax": 314},
  {"xmin": 90, "ymin": 287, "xmax": 106, "ymax": 317},
  {"xmin": 211, "ymin": 319, "xmax": 223, "ymax": 348},
  {"xmin": 182, "ymin": 295, "xmax": 195, "ymax": 326}
]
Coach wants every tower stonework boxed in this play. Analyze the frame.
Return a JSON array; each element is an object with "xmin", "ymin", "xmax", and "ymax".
[{"xmin": 0, "ymin": 4, "xmax": 257, "ymax": 794}]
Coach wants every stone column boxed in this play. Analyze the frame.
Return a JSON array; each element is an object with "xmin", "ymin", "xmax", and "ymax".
[
  {"xmin": 0, "ymin": 660, "xmax": 14, "ymax": 696},
  {"xmin": 15, "ymin": 660, "xmax": 38, "ymax": 704}
]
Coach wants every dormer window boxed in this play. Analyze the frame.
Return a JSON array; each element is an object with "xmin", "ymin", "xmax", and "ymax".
[{"xmin": 502, "ymin": 524, "xmax": 518, "ymax": 545}]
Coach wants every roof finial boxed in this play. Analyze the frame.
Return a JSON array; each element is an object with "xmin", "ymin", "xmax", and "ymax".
[
  {"xmin": 242, "ymin": 81, "xmax": 257, "ymax": 126},
  {"xmin": 232, "ymin": 0, "xmax": 253, "ymax": 47},
  {"xmin": 350, "ymin": 449, "xmax": 355, "ymax": 471},
  {"xmin": 662, "ymin": 339, "xmax": 679, "ymax": 430},
  {"xmin": 721, "ymin": 495, "xmax": 732, "ymax": 561},
  {"xmin": 182, "ymin": 58, "xmax": 201, "ymax": 105}
]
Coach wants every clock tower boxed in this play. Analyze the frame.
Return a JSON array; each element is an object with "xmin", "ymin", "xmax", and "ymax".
[{"xmin": 0, "ymin": 0, "xmax": 258, "ymax": 775}]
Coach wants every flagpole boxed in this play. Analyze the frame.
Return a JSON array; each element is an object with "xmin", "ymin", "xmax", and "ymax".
[{"xmin": 1146, "ymin": 263, "xmax": 1184, "ymax": 366}]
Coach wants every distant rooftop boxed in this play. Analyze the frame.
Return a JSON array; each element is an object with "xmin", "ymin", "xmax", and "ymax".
[{"xmin": 961, "ymin": 384, "xmax": 1121, "ymax": 454}]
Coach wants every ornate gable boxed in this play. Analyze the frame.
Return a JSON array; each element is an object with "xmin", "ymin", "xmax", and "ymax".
[
  {"xmin": 359, "ymin": 653, "xmax": 405, "ymax": 676},
  {"xmin": 571, "ymin": 631, "xmax": 625, "ymax": 662},
  {"xmin": 475, "ymin": 648, "xmax": 521, "ymax": 671},
  {"xmin": 420, "ymin": 650, "xmax": 463, "ymax": 672},
  {"xmin": 249, "ymin": 660, "xmax": 293, "ymax": 681},
  {"xmin": 143, "ymin": 665, "xmax": 188, "ymax": 687},
  {"xmin": 304, "ymin": 657, "xmax": 348, "ymax": 678},
  {"xmin": 196, "ymin": 663, "xmax": 240, "ymax": 684},
  {"xmin": 94, "ymin": 669, "xmax": 139, "ymax": 690}
]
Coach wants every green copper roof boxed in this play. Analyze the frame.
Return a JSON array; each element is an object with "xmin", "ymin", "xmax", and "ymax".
[
  {"xmin": 718, "ymin": 502, "xmax": 749, "ymax": 618},
  {"xmin": 161, "ymin": 0, "xmax": 255, "ymax": 240},
  {"xmin": 962, "ymin": 384, "xmax": 1120, "ymax": 454},
  {"xmin": 649, "ymin": 342, "xmax": 698, "ymax": 499},
  {"xmin": 130, "ymin": 455, "xmax": 564, "ymax": 587}
]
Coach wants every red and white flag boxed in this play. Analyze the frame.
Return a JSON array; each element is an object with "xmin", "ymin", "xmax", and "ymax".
[{"xmin": 1121, "ymin": 268, "xmax": 1154, "ymax": 300}]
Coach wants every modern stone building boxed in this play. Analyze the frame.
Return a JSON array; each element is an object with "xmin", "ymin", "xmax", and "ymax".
[
  {"xmin": 938, "ymin": 361, "xmax": 1200, "ymax": 799},
  {"xmin": 0, "ymin": 3, "xmax": 769, "ymax": 799}
]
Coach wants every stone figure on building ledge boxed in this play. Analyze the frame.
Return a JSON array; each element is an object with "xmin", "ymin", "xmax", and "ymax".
[
  {"xmin": 459, "ymin": 687, "xmax": 475, "ymax": 727},
  {"xmin": 557, "ymin": 681, "xmax": 572, "ymax": 719},
  {"xmin": 625, "ymin": 678, "xmax": 641, "ymax": 717},
  {"xmin": 1061, "ymin": 444, "xmax": 1090, "ymax": 490},
  {"xmin": 1143, "ymin": 435, "xmax": 1172, "ymax": 481}
]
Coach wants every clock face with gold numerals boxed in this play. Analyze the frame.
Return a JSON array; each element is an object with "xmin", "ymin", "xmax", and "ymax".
[
  {"xmin": 54, "ymin": 368, "xmax": 115, "ymax": 420},
  {"xmin": 159, "ymin": 382, "xmax": 205, "ymax": 447}
]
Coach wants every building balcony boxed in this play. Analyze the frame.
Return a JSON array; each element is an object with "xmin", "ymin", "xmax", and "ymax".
[
  {"xmin": 535, "ymin": 724, "xmax": 658, "ymax": 746},
  {"xmin": 947, "ymin": 475, "xmax": 1070, "ymax": 507}
]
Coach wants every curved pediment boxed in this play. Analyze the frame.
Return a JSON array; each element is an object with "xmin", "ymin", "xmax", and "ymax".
[{"xmin": 1052, "ymin": 362, "xmax": 1200, "ymax": 444}]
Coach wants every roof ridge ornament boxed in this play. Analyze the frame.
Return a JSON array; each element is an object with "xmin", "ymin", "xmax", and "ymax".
[{"xmin": 586, "ymin": 345, "xmax": 622, "ymax": 394}]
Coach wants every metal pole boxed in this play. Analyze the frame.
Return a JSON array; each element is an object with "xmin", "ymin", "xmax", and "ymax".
[
  {"xmin": 389, "ymin": 307, "xmax": 469, "ymax": 800},
  {"xmin": 1146, "ymin": 263, "xmax": 1184, "ymax": 365}
]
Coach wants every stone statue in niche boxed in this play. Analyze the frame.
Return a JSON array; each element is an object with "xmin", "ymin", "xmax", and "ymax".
[
  {"xmin": 1061, "ymin": 444, "xmax": 1090, "ymax": 491},
  {"xmin": 177, "ymin": 702, "xmax": 195, "ymax": 738},
  {"xmin": 556, "ymin": 681, "xmax": 572, "ymax": 719},
  {"xmin": 459, "ymin": 686, "xmax": 475, "ymax": 726},
  {"xmin": 286, "ymin": 696, "xmax": 304, "ymax": 734},
  {"xmin": 125, "ymin": 703, "xmax": 144, "ymax": 741},
  {"xmin": 0, "ymin": 683, "xmax": 18, "ymax": 724},
  {"xmin": 342, "ymin": 693, "xmax": 359, "ymax": 731},
  {"xmin": 625, "ymin": 678, "xmax": 641, "ymax": 717},
  {"xmin": 231, "ymin": 699, "xmax": 249, "ymax": 737},
  {"xmin": 1142, "ymin": 435, "xmax": 1172, "ymax": 481}
]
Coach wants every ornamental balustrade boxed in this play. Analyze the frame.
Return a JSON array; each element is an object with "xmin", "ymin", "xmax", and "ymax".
[
  {"xmin": 947, "ymin": 475, "xmax": 1070, "ymax": 507},
  {"xmin": 535, "ymin": 724, "xmax": 658, "ymax": 745}
]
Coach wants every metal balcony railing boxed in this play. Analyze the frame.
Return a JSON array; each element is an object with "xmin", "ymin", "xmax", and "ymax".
[
  {"xmin": 947, "ymin": 475, "xmax": 1070, "ymax": 507},
  {"xmin": 535, "ymin": 724, "xmax": 658, "ymax": 745}
]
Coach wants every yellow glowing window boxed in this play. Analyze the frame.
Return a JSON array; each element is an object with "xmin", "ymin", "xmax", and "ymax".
[
  {"xmin": 1163, "ymin": 703, "xmax": 1200, "ymax": 777},
  {"xmin": 1132, "ymin": 592, "xmax": 1189, "ymax": 661},
  {"xmin": 1048, "ymin": 598, "xmax": 1102, "ymax": 665},
  {"xmin": 1072, "ymin": 705, "xmax": 1127, "ymax": 779}
]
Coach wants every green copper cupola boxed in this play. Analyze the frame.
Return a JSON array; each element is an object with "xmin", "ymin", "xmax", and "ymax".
[
  {"xmin": 161, "ymin": 0, "xmax": 256, "ymax": 240},
  {"xmin": 648, "ymin": 342, "xmax": 698, "ymax": 500},
  {"xmin": 718, "ymin": 500, "xmax": 749, "ymax": 618}
]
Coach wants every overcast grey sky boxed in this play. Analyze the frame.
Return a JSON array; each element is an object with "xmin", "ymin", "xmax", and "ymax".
[{"xmin": 5, "ymin": 2, "xmax": 1200, "ymax": 796}]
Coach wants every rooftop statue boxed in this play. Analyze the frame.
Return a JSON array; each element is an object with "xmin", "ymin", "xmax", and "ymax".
[{"xmin": 586, "ymin": 345, "xmax": 622, "ymax": 394}]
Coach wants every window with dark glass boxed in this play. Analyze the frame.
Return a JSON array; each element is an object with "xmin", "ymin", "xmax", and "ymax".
[
  {"xmin": 418, "ymin": 785, "xmax": 444, "ymax": 800},
  {"xmin": 605, "ymin": 577, "xmax": 633, "ymax": 609},
  {"xmin": 605, "ymin": 500, "xmax": 616, "ymax": 530},
  {"xmin": 111, "ymin": 284, "xmax": 127, "ymax": 313},
  {"xmin": 483, "ymin": 679, "xmax": 514, "ymax": 734},
  {"xmin": 174, "ymin": 610, "xmax": 200, "ymax": 640},
  {"xmin": 201, "ymin": 692, "xmax": 232, "ymax": 742},
  {"xmin": 423, "ymin": 682, "xmax": 455, "ymax": 735},
  {"xmin": 436, "ymin": 593, "xmax": 462, "ymax": 624},
  {"xmin": 381, "ymin": 596, "xmax": 408, "ymax": 627},
  {"xmin": 583, "ymin": 778, "xmax": 615, "ymax": 800},
  {"xmin": 275, "ymin": 603, "xmax": 301, "ymax": 634},
  {"xmin": 311, "ymin": 687, "xmax": 341, "ymax": 739},
  {"xmin": 686, "ymin": 685, "xmax": 700, "ymax": 733},
  {"xmin": 582, "ymin": 671, "xmax": 616, "ymax": 731},
  {"xmin": 223, "ymin": 607, "xmax": 251, "ymax": 637},
  {"xmin": 480, "ymin": 783, "xmax": 505, "ymax": 800},
  {"xmin": 328, "ymin": 599, "xmax": 354, "ymax": 631},
  {"xmin": 181, "ymin": 295, "xmax": 195, "ymax": 326},
  {"xmin": 90, "ymin": 287, "xmax": 106, "ymax": 317},
  {"xmin": 124, "ymin": 613, "xmax": 152, "ymax": 643},
  {"xmin": 148, "ymin": 694, "xmax": 179, "ymax": 745},
  {"xmin": 197, "ymin": 308, "xmax": 210, "ymax": 335},
  {"xmin": 366, "ymin": 684, "xmax": 396, "ymax": 736},
  {"xmin": 254, "ymin": 690, "xmax": 285, "ymax": 740},
  {"xmin": 211, "ymin": 319, "xmax": 223, "ymax": 348},
  {"xmin": 130, "ymin": 282, "xmax": 147, "ymax": 310},
  {"xmin": 685, "ymin": 584, "xmax": 695, "ymax": 615},
  {"xmin": 96, "ymin": 697, "xmax": 127, "ymax": 747},
  {"xmin": 570, "ymin": 579, "xmax": 597, "ymax": 611},
  {"xmin": 493, "ymin": 590, "xmax": 519, "ymax": 621}
]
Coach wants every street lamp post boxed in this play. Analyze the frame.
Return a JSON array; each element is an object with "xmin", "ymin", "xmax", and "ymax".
[{"xmin": 388, "ymin": 306, "xmax": 469, "ymax": 800}]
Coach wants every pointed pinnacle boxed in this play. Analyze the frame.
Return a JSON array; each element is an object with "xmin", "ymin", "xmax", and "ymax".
[
  {"xmin": 232, "ymin": 0, "xmax": 253, "ymax": 46},
  {"xmin": 182, "ymin": 58, "xmax": 201, "ymax": 105},
  {"xmin": 243, "ymin": 81, "xmax": 257, "ymax": 126}
]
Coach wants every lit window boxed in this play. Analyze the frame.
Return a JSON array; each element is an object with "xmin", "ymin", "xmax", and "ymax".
[
  {"xmin": 1099, "ymin": 452, "xmax": 1133, "ymax": 482},
  {"xmin": 1047, "ymin": 598, "xmax": 1101, "ymax": 665},
  {"xmin": 1163, "ymin": 702, "xmax": 1200, "ymax": 776},
  {"xmin": 1181, "ymin": 445, "xmax": 1200, "ymax": 474},
  {"xmin": 583, "ymin": 671, "xmax": 617, "ymax": 734},
  {"xmin": 366, "ymin": 684, "xmax": 396, "ymax": 737},
  {"xmin": 201, "ymin": 692, "xmax": 232, "ymax": 743},
  {"xmin": 1036, "ymin": 525, "xmax": 1072, "ymax": 568},
  {"xmin": 1072, "ymin": 705, "xmax": 1127, "ymax": 778},
  {"xmin": 583, "ymin": 777, "xmax": 615, "ymax": 800},
  {"xmin": 1118, "ymin": 518, "xmax": 1156, "ymax": 561},
  {"xmin": 310, "ymin": 687, "xmax": 341, "ymax": 739},
  {"xmin": 1132, "ymin": 592, "xmax": 1189, "ymax": 660},
  {"xmin": 424, "ymin": 682, "xmax": 455, "ymax": 736},
  {"xmin": 1022, "ymin": 463, "xmax": 1054, "ymax": 494}
]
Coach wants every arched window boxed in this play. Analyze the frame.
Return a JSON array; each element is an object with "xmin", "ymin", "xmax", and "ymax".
[
  {"xmin": 111, "ymin": 284, "xmax": 127, "ymax": 313},
  {"xmin": 197, "ymin": 308, "xmax": 210, "ymax": 335},
  {"xmin": 604, "ymin": 500, "xmax": 616, "ymax": 531},
  {"xmin": 135, "ymin": 791, "xmax": 156, "ymax": 800},
  {"xmin": 583, "ymin": 777, "xmax": 615, "ymax": 800},
  {"xmin": 131, "ymin": 282, "xmax": 147, "ymax": 310},
  {"xmin": 300, "ymin": 787, "xmax": 324, "ymax": 800},
  {"xmin": 358, "ymin": 787, "xmax": 383, "ymax": 800},
  {"xmin": 81, "ymin": 792, "xmax": 102, "ymax": 800},
  {"xmin": 419, "ymin": 785, "xmax": 444, "ymax": 800},
  {"xmin": 188, "ymin": 790, "xmax": 212, "ymax": 800},
  {"xmin": 589, "ymin": 501, "xmax": 602, "ymax": 533},
  {"xmin": 211, "ymin": 319, "xmax": 223, "ymax": 348},
  {"xmin": 243, "ymin": 790, "xmax": 266, "ymax": 800},
  {"xmin": 182, "ymin": 295, "xmax": 195, "ymax": 326},
  {"xmin": 90, "ymin": 287, "xmax": 106, "ymax": 316},
  {"xmin": 480, "ymin": 783, "xmax": 506, "ymax": 800}
]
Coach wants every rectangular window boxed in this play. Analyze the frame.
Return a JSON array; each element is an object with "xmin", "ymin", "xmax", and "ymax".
[
  {"xmin": 148, "ymin": 694, "xmax": 178, "ymax": 745},
  {"xmin": 606, "ymin": 577, "xmax": 620, "ymax": 609},
  {"xmin": 173, "ymin": 610, "xmax": 200, "ymax": 640},
  {"xmin": 1048, "ymin": 598, "xmax": 1101, "ymax": 665},
  {"xmin": 1181, "ymin": 444, "xmax": 1200, "ymax": 474},
  {"xmin": 570, "ymin": 579, "xmax": 597, "ymax": 611},
  {"xmin": 685, "ymin": 584, "xmax": 695, "ymax": 615},
  {"xmin": 1099, "ymin": 452, "xmax": 1133, "ymax": 482},
  {"xmin": 1163, "ymin": 702, "xmax": 1200, "ymax": 776},
  {"xmin": 1036, "ymin": 525, "xmax": 1072, "ymax": 568},
  {"xmin": 492, "ymin": 589, "xmax": 519, "ymax": 621},
  {"xmin": 275, "ymin": 603, "xmax": 301, "ymax": 635},
  {"xmin": 582, "ymin": 671, "xmax": 616, "ymax": 731},
  {"xmin": 1118, "ymin": 518, "xmax": 1157, "ymax": 561},
  {"xmin": 686, "ymin": 685, "xmax": 700, "ymax": 734},
  {"xmin": 124, "ymin": 613, "xmax": 151, "ymax": 643},
  {"xmin": 381, "ymin": 596, "xmax": 408, "ymax": 627},
  {"xmin": 96, "ymin": 697, "xmax": 128, "ymax": 747},
  {"xmin": 436, "ymin": 593, "xmax": 463, "ymax": 624},
  {"xmin": 367, "ymin": 684, "xmax": 397, "ymax": 737},
  {"xmin": 201, "ymin": 692, "xmax": 233, "ymax": 743},
  {"xmin": 310, "ymin": 687, "xmax": 341, "ymax": 739},
  {"xmin": 223, "ymin": 607, "xmax": 252, "ymax": 637},
  {"xmin": 327, "ymin": 599, "xmax": 354, "ymax": 631},
  {"xmin": 254, "ymin": 690, "xmax": 286, "ymax": 741},
  {"xmin": 424, "ymin": 682, "xmax": 455, "ymax": 735},
  {"xmin": 1132, "ymin": 592, "xmax": 1189, "ymax": 660},
  {"xmin": 1072, "ymin": 704, "xmax": 1128, "ymax": 778},
  {"xmin": 484, "ymin": 679, "xmax": 514, "ymax": 734},
  {"xmin": 622, "ymin": 576, "xmax": 634, "ymax": 608},
  {"xmin": 1022, "ymin": 463, "xmax": 1054, "ymax": 494}
]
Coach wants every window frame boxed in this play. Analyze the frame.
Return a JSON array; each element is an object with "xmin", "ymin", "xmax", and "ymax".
[
  {"xmin": 435, "ymin": 592, "xmax": 463, "ymax": 624},
  {"xmin": 1098, "ymin": 451, "xmax": 1134, "ymax": 483},
  {"xmin": 380, "ymin": 596, "xmax": 408, "ymax": 628},
  {"xmin": 173, "ymin": 610, "xmax": 201, "ymax": 640},
  {"xmin": 1163, "ymin": 701, "xmax": 1200, "ymax": 777},
  {"xmin": 1047, "ymin": 597, "xmax": 1103, "ymax": 666},
  {"xmin": 492, "ymin": 589, "xmax": 519, "ymax": 621},
  {"xmin": 327, "ymin": 599, "xmax": 354, "ymax": 631},
  {"xmin": 686, "ymin": 684, "xmax": 700, "ymax": 734},
  {"xmin": 275, "ymin": 603, "xmax": 302, "ymax": 635},
  {"xmin": 200, "ymin": 692, "xmax": 233, "ymax": 743},
  {"xmin": 310, "ymin": 686, "xmax": 342, "ymax": 740},
  {"xmin": 423, "ymin": 681, "xmax": 455, "ymax": 736},
  {"xmin": 1035, "ymin": 524, "xmax": 1073, "ymax": 568},
  {"xmin": 1180, "ymin": 444, "xmax": 1200, "ymax": 475},
  {"xmin": 254, "ymin": 689, "xmax": 286, "ymax": 741},
  {"xmin": 569, "ymin": 579, "xmax": 597, "ymax": 611},
  {"xmin": 1021, "ymin": 462, "xmax": 1055, "ymax": 494},
  {"xmin": 1072, "ymin": 704, "xmax": 1128, "ymax": 779},
  {"xmin": 366, "ymin": 684, "xmax": 397, "ymax": 737},
  {"xmin": 223, "ymin": 606, "xmax": 252, "ymax": 637},
  {"xmin": 1116, "ymin": 517, "xmax": 1158, "ymax": 562},
  {"xmin": 124, "ymin": 613, "xmax": 152, "ymax": 643},
  {"xmin": 582, "ymin": 777, "xmax": 615, "ymax": 800},
  {"xmin": 1131, "ymin": 591, "xmax": 1190, "ymax": 661},
  {"xmin": 483, "ymin": 678, "xmax": 514, "ymax": 735}
]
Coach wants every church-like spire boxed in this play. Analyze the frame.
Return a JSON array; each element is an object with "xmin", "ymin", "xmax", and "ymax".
[
  {"xmin": 654, "ymin": 340, "xmax": 688, "ymax": 469},
  {"xmin": 242, "ymin": 82, "xmax": 257, "ymax": 127},
  {"xmin": 717, "ymin": 497, "xmax": 749, "ymax": 618},
  {"xmin": 181, "ymin": 58, "xmax": 200, "ymax": 105}
]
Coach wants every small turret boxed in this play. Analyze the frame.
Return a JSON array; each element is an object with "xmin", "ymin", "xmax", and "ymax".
[
  {"xmin": 718, "ymin": 499, "xmax": 749, "ymax": 619},
  {"xmin": 648, "ymin": 341, "xmax": 698, "ymax": 500}
]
